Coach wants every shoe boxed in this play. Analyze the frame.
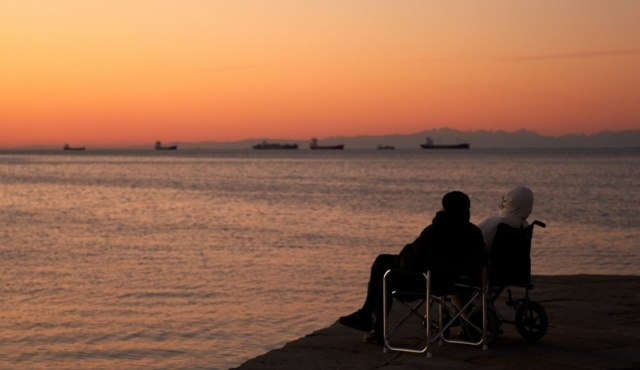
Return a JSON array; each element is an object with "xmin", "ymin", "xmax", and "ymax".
[
  {"xmin": 363, "ymin": 330, "xmax": 384, "ymax": 345},
  {"xmin": 338, "ymin": 310, "xmax": 373, "ymax": 332}
]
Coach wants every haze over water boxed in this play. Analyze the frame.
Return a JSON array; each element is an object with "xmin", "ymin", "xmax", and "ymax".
[{"xmin": 1, "ymin": 148, "xmax": 638, "ymax": 369}]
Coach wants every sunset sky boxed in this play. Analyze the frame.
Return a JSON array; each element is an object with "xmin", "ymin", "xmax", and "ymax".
[{"xmin": 1, "ymin": 1, "xmax": 639, "ymax": 148}]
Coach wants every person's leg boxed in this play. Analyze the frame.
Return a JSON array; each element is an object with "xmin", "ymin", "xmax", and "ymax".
[
  {"xmin": 450, "ymin": 294, "xmax": 470, "ymax": 316},
  {"xmin": 363, "ymin": 254, "xmax": 397, "ymax": 315},
  {"xmin": 339, "ymin": 254, "xmax": 397, "ymax": 333},
  {"xmin": 367, "ymin": 254, "xmax": 404, "ymax": 344}
]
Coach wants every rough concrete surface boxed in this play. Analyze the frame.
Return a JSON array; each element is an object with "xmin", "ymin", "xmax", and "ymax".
[{"xmin": 233, "ymin": 275, "xmax": 640, "ymax": 370}]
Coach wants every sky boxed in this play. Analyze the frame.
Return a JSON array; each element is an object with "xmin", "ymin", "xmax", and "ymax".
[{"xmin": 1, "ymin": 1, "xmax": 639, "ymax": 148}]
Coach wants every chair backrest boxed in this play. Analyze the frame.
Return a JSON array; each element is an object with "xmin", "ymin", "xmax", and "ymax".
[{"xmin": 489, "ymin": 222, "xmax": 535, "ymax": 287}]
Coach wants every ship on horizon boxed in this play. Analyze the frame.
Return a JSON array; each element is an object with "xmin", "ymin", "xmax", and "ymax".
[
  {"xmin": 63, "ymin": 144, "xmax": 85, "ymax": 151},
  {"xmin": 155, "ymin": 141, "xmax": 177, "ymax": 150},
  {"xmin": 420, "ymin": 137, "xmax": 469, "ymax": 149},
  {"xmin": 252, "ymin": 141, "xmax": 298, "ymax": 150},
  {"xmin": 309, "ymin": 138, "xmax": 344, "ymax": 150}
]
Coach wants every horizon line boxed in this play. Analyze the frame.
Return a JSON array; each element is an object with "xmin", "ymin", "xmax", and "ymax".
[{"xmin": 2, "ymin": 128, "xmax": 639, "ymax": 150}]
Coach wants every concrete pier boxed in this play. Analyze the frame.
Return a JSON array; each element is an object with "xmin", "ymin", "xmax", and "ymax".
[{"xmin": 233, "ymin": 275, "xmax": 640, "ymax": 369}]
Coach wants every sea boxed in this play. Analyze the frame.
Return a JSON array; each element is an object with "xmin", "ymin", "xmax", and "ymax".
[{"xmin": 1, "ymin": 148, "xmax": 638, "ymax": 369}]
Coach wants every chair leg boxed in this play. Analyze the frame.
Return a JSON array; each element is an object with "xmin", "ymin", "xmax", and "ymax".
[
  {"xmin": 383, "ymin": 269, "xmax": 492, "ymax": 355},
  {"xmin": 383, "ymin": 270, "xmax": 432, "ymax": 355}
]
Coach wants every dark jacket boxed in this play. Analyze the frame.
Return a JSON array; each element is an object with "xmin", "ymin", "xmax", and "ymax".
[{"xmin": 396, "ymin": 211, "xmax": 486, "ymax": 289}]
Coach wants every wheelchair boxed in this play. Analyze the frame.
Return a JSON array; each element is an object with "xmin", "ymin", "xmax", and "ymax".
[
  {"xmin": 382, "ymin": 220, "xmax": 547, "ymax": 355},
  {"xmin": 480, "ymin": 220, "xmax": 548, "ymax": 343}
]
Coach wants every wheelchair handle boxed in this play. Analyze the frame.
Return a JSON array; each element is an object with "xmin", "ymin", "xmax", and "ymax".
[{"xmin": 532, "ymin": 220, "xmax": 546, "ymax": 228}]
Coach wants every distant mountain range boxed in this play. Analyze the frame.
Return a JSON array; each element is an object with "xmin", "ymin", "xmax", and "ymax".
[
  {"xmin": 8, "ymin": 128, "xmax": 639, "ymax": 150},
  {"xmin": 180, "ymin": 128, "xmax": 640, "ymax": 149}
]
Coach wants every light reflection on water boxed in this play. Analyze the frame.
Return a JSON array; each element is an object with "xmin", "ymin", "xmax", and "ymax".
[{"xmin": 0, "ymin": 148, "xmax": 638, "ymax": 369}]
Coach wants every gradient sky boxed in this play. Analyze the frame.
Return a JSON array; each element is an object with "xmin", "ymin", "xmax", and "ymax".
[{"xmin": 2, "ymin": 1, "xmax": 639, "ymax": 147}]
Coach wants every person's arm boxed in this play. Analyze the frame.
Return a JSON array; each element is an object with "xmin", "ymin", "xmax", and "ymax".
[
  {"xmin": 477, "ymin": 217, "xmax": 500, "ymax": 251},
  {"xmin": 396, "ymin": 227, "xmax": 430, "ymax": 270},
  {"xmin": 396, "ymin": 240, "xmax": 416, "ymax": 269}
]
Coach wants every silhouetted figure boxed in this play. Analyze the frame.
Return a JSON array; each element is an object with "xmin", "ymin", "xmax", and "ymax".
[
  {"xmin": 338, "ymin": 191, "xmax": 486, "ymax": 344},
  {"xmin": 450, "ymin": 186, "xmax": 535, "ymax": 329}
]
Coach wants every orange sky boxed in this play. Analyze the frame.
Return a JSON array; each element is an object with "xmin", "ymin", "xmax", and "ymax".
[{"xmin": 1, "ymin": 1, "xmax": 639, "ymax": 148}]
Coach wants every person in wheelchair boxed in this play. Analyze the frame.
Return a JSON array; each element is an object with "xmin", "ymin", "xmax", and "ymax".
[
  {"xmin": 450, "ymin": 186, "xmax": 535, "ymax": 331},
  {"xmin": 338, "ymin": 191, "xmax": 486, "ymax": 345}
]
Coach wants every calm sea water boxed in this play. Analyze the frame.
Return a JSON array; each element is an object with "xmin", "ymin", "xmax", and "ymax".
[{"xmin": 1, "ymin": 148, "xmax": 638, "ymax": 369}]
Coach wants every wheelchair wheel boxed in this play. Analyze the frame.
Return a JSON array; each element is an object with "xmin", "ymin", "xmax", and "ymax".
[
  {"xmin": 515, "ymin": 301, "xmax": 548, "ymax": 341},
  {"xmin": 465, "ymin": 307, "xmax": 500, "ymax": 345}
]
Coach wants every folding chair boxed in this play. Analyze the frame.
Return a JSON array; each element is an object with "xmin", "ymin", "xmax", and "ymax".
[{"xmin": 382, "ymin": 266, "xmax": 492, "ymax": 357}]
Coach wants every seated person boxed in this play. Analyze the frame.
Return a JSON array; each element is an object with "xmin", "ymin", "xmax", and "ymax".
[
  {"xmin": 338, "ymin": 191, "xmax": 486, "ymax": 345},
  {"xmin": 450, "ymin": 186, "xmax": 535, "ymax": 321}
]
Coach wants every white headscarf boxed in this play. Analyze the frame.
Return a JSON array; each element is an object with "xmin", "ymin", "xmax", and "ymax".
[
  {"xmin": 478, "ymin": 186, "xmax": 534, "ymax": 251},
  {"xmin": 499, "ymin": 186, "xmax": 534, "ymax": 220}
]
